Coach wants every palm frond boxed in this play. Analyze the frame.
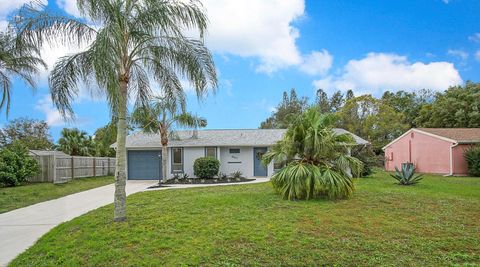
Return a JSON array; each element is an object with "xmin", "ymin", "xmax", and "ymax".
[
  {"xmin": 48, "ymin": 50, "xmax": 94, "ymax": 118},
  {"xmin": 133, "ymin": 0, "xmax": 208, "ymax": 38},
  {"xmin": 0, "ymin": 30, "xmax": 45, "ymax": 115},
  {"xmin": 14, "ymin": 2, "xmax": 97, "ymax": 48},
  {"xmin": 134, "ymin": 36, "xmax": 217, "ymax": 99},
  {"xmin": 175, "ymin": 112, "xmax": 207, "ymax": 128}
]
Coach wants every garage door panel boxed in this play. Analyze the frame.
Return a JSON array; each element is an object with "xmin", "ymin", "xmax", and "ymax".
[{"xmin": 127, "ymin": 151, "xmax": 162, "ymax": 180}]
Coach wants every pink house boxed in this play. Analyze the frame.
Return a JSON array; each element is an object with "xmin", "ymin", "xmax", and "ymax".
[{"xmin": 383, "ymin": 128, "xmax": 480, "ymax": 175}]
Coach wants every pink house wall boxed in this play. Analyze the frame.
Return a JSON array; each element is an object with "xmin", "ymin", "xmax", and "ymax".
[
  {"xmin": 384, "ymin": 131, "xmax": 453, "ymax": 174},
  {"xmin": 452, "ymin": 144, "xmax": 472, "ymax": 175}
]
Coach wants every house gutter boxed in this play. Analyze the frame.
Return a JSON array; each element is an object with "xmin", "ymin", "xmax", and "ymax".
[{"xmin": 448, "ymin": 142, "xmax": 459, "ymax": 176}]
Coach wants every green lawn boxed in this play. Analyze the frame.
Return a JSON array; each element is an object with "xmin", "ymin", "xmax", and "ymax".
[
  {"xmin": 0, "ymin": 176, "xmax": 114, "ymax": 213},
  {"xmin": 10, "ymin": 172, "xmax": 480, "ymax": 266}
]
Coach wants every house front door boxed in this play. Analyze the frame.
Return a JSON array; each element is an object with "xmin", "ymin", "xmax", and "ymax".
[{"xmin": 253, "ymin": 147, "xmax": 268, "ymax": 177}]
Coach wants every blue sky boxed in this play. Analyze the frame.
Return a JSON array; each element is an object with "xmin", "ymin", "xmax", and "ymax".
[{"xmin": 1, "ymin": 0, "xmax": 479, "ymax": 141}]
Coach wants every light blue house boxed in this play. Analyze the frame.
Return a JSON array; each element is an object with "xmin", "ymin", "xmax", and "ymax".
[{"xmin": 116, "ymin": 129, "xmax": 369, "ymax": 180}]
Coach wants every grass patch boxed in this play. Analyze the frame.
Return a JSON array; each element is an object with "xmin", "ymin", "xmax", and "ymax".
[
  {"xmin": 10, "ymin": 171, "xmax": 480, "ymax": 266},
  {"xmin": 0, "ymin": 176, "xmax": 114, "ymax": 213}
]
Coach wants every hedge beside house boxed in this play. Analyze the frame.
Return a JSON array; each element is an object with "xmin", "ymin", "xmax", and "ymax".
[{"xmin": 465, "ymin": 145, "xmax": 480, "ymax": 177}]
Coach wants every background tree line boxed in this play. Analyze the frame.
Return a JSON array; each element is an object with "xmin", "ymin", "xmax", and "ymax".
[
  {"xmin": 260, "ymin": 81, "xmax": 480, "ymax": 153},
  {"xmin": 0, "ymin": 118, "xmax": 118, "ymax": 157}
]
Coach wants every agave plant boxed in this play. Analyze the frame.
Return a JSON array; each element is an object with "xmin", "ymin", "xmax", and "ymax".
[
  {"xmin": 390, "ymin": 163, "xmax": 423, "ymax": 185},
  {"xmin": 262, "ymin": 108, "xmax": 363, "ymax": 200}
]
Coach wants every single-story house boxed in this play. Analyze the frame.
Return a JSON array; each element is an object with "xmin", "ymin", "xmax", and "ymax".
[
  {"xmin": 383, "ymin": 128, "xmax": 480, "ymax": 175},
  {"xmin": 115, "ymin": 129, "xmax": 369, "ymax": 180}
]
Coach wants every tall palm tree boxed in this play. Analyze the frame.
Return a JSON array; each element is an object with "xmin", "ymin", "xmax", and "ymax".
[
  {"xmin": 131, "ymin": 93, "xmax": 206, "ymax": 184},
  {"xmin": 262, "ymin": 108, "xmax": 363, "ymax": 200},
  {"xmin": 14, "ymin": 0, "xmax": 217, "ymax": 221},
  {"xmin": 58, "ymin": 128, "xmax": 93, "ymax": 156},
  {"xmin": 0, "ymin": 28, "xmax": 45, "ymax": 115}
]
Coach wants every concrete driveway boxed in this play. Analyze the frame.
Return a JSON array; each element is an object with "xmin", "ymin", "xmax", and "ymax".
[{"xmin": 0, "ymin": 180, "xmax": 156, "ymax": 266}]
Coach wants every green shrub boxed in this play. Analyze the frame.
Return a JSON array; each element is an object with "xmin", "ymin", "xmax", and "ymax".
[
  {"xmin": 193, "ymin": 157, "xmax": 220, "ymax": 179},
  {"xmin": 0, "ymin": 142, "xmax": 39, "ymax": 187},
  {"xmin": 231, "ymin": 170, "xmax": 243, "ymax": 179},
  {"xmin": 390, "ymin": 163, "xmax": 423, "ymax": 185},
  {"xmin": 464, "ymin": 145, "xmax": 480, "ymax": 177}
]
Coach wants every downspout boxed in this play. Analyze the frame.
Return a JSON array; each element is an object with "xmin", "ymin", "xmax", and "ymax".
[
  {"xmin": 408, "ymin": 140, "xmax": 412, "ymax": 163},
  {"xmin": 448, "ymin": 142, "xmax": 459, "ymax": 176}
]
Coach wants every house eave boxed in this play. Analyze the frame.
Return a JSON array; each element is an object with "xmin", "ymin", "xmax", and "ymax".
[
  {"xmin": 382, "ymin": 128, "xmax": 459, "ymax": 151},
  {"xmin": 123, "ymin": 143, "xmax": 278, "ymax": 149},
  {"xmin": 457, "ymin": 141, "xmax": 480, "ymax": 144}
]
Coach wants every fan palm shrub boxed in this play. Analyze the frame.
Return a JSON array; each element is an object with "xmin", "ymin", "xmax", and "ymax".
[
  {"xmin": 262, "ymin": 108, "xmax": 363, "ymax": 200},
  {"xmin": 14, "ymin": 0, "xmax": 217, "ymax": 221},
  {"xmin": 58, "ymin": 128, "xmax": 94, "ymax": 156}
]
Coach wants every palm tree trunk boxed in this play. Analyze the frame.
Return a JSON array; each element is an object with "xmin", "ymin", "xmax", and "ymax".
[
  {"xmin": 113, "ymin": 79, "xmax": 128, "ymax": 222},
  {"xmin": 160, "ymin": 129, "xmax": 168, "ymax": 184},
  {"xmin": 161, "ymin": 145, "xmax": 168, "ymax": 183}
]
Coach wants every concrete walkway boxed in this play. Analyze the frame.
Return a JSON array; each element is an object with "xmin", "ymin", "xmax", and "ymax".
[{"xmin": 0, "ymin": 178, "xmax": 269, "ymax": 266}]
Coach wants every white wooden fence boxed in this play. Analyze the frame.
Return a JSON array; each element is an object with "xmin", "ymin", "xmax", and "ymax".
[{"xmin": 29, "ymin": 155, "xmax": 116, "ymax": 184}]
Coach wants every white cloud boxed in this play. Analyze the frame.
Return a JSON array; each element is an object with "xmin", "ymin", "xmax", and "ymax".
[
  {"xmin": 178, "ymin": 79, "xmax": 196, "ymax": 95},
  {"xmin": 475, "ymin": 50, "xmax": 480, "ymax": 61},
  {"xmin": 35, "ymin": 95, "xmax": 69, "ymax": 126},
  {"xmin": 35, "ymin": 95, "xmax": 90, "ymax": 127},
  {"xmin": 56, "ymin": 0, "xmax": 80, "ymax": 17},
  {"xmin": 299, "ymin": 50, "xmax": 333, "ymax": 75},
  {"xmin": 469, "ymin": 33, "xmax": 480, "ymax": 43},
  {"xmin": 0, "ymin": 20, "xmax": 8, "ymax": 31},
  {"xmin": 313, "ymin": 53, "xmax": 462, "ymax": 94},
  {"xmin": 202, "ymin": 0, "xmax": 305, "ymax": 73},
  {"xmin": 447, "ymin": 49, "xmax": 469, "ymax": 61},
  {"xmin": 39, "ymin": 43, "xmax": 76, "ymax": 80},
  {"xmin": 54, "ymin": 0, "xmax": 315, "ymax": 74}
]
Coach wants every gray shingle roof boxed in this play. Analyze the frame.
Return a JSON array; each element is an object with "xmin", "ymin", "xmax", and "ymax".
[{"xmin": 115, "ymin": 128, "xmax": 369, "ymax": 148}]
